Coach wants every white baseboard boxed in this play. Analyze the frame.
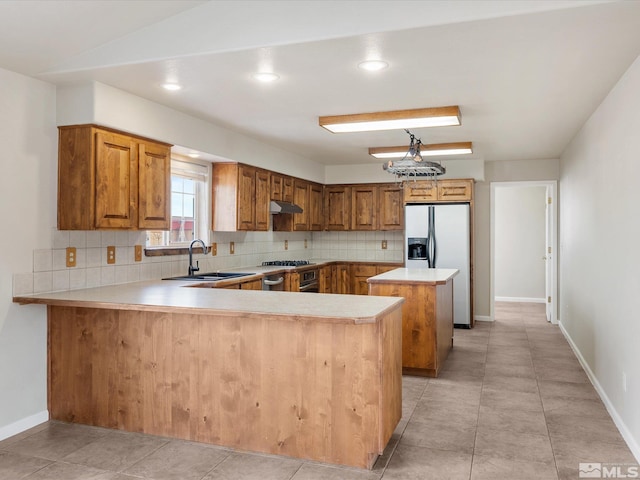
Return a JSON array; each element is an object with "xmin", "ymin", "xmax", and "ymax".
[
  {"xmin": 0, "ymin": 410, "xmax": 49, "ymax": 441},
  {"xmin": 494, "ymin": 296, "xmax": 546, "ymax": 303},
  {"xmin": 559, "ymin": 321, "xmax": 640, "ymax": 464},
  {"xmin": 475, "ymin": 315, "xmax": 493, "ymax": 322}
]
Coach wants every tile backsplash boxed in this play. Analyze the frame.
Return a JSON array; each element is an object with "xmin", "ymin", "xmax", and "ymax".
[{"xmin": 12, "ymin": 228, "xmax": 404, "ymax": 296}]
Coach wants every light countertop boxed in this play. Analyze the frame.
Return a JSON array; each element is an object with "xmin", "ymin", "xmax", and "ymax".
[
  {"xmin": 367, "ymin": 268, "xmax": 459, "ymax": 285},
  {"xmin": 13, "ymin": 280, "xmax": 403, "ymax": 325}
]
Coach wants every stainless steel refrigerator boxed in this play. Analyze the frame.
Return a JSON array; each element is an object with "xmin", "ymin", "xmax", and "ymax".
[{"xmin": 405, "ymin": 203, "xmax": 471, "ymax": 327}]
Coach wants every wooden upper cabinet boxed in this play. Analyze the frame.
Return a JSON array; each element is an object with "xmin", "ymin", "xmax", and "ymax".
[
  {"xmin": 293, "ymin": 179, "xmax": 310, "ymax": 231},
  {"xmin": 270, "ymin": 173, "xmax": 294, "ymax": 203},
  {"xmin": 324, "ymin": 185, "xmax": 351, "ymax": 231},
  {"xmin": 404, "ymin": 181, "xmax": 438, "ymax": 203},
  {"xmin": 378, "ymin": 184, "xmax": 403, "ymax": 231},
  {"xmin": 351, "ymin": 185, "xmax": 378, "ymax": 230},
  {"xmin": 212, "ymin": 163, "xmax": 269, "ymax": 231},
  {"xmin": 255, "ymin": 168, "xmax": 270, "ymax": 231},
  {"xmin": 138, "ymin": 141, "xmax": 171, "ymax": 229},
  {"xmin": 308, "ymin": 183, "xmax": 323, "ymax": 231},
  {"xmin": 58, "ymin": 125, "xmax": 171, "ymax": 230},
  {"xmin": 438, "ymin": 179, "xmax": 473, "ymax": 201},
  {"xmin": 404, "ymin": 179, "xmax": 474, "ymax": 203}
]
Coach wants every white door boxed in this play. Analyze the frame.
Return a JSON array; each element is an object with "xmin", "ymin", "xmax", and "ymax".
[{"xmin": 545, "ymin": 187, "xmax": 553, "ymax": 322}]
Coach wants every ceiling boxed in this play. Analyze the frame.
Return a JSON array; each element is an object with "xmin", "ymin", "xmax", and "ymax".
[{"xmin": 2, "ymin": 0, "xmax": 640, "ymax": 167}]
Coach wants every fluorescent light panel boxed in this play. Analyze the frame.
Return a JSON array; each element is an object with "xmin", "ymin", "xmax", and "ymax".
[
  {"xmin": 369, "ymin": 142, "xmax": 472, "ymax": 158},
  {"xmin": 319, "ymin": 106, "xmax": 461, "ymax": 133}
]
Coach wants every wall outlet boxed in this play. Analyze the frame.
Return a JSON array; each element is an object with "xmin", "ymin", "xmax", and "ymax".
[
  {"xmin": 285, "ymin": 240, "xmax": 288, "ymax": 250},
  {"xmin": 304, "ymin": 239, "xmax": 308, "ymax": 249},
  {"xmin": 623, "ymin": 372, "xmax": 627, "ymax": 393},
  {"xmin": 381, "ymin": 240, "xmax": 388, "ymax": 250},
  {"xmin": 66, "ymin": 247, "xmax": 76, "ymax": 267},
  {"xmin": 107, "ymin": 246, "xmax": 116, "ymax": 264},
  {"xmin": 230, "ymin": 242, "xmax": 235, "ymax": 254},
  {"xmin": 134, "ymin": 245, "xmax": 142, "ymax": 262},
  {"xmin": 211, "ymin": 242, "xmax": 217, "ymax": 256}
]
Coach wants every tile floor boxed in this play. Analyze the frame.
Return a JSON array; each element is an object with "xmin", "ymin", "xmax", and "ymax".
[{"xmin": 0, "ymin": 302, "xmax": 637, "ymax": 479}]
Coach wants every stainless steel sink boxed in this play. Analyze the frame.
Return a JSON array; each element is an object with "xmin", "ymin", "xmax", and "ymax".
[{"xmin": 162, "ymin": 272, "xmax": 255, "ymax": 281}]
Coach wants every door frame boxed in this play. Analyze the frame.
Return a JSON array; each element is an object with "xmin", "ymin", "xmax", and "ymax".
[{"xmin": 490, "ymin": 180, "xmax": 558, "ymax": 324}]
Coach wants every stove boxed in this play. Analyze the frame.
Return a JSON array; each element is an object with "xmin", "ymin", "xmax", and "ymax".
[{"xmin": 262, "ymin": 260, "xmax": 314, "ymax": 267}]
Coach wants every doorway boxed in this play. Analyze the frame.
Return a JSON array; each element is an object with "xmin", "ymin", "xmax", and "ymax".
[{"xmin": 490, "ymin": 181, "xmax": 557, "ymax": 324}]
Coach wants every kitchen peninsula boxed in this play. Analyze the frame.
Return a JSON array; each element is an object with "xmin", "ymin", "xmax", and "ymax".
[
  {"xmin": 368, "ymin": 268, "xmax": 458, "ymax": 377},
  {"xmin": 13, "ymin": 281, "xmax": 403, "ymax": 469}
]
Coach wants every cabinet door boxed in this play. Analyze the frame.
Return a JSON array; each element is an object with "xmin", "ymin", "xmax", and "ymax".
[
  {"xmin": 352, "ymin": 264, "xmax": 377, "ymax": 295},
  {"xmin": 309, "ymin": 183, "xmax": 323, "ymax": 231},
  {"xmin": 282, "ymin": 176, "xmax": 294, "ymax": 203},
  {"xmin": 438, "ymin": 179, "xmax": 473, "ymax": 201},
  {"xmin": 351, "ymin": 185, "xmax": 377, "ymax": 230},
  {"xmin": 335, "ymin": 264, "xmax": 351, "ymax": 294},
  {"xmin": 319, "ymin": 265, "xmax": 332, "ymax": 293},
  {"xmin": 255, "ymin": 168, "xmax": 270, "ymax": 231},
  {"xmin": 95, "ymin": 131, "xmax": 137, "ymax": 229},
  {"xmin": 404, "ymin": 181, "xmax": 437, "ymax": 203},
  {"xmin": 324, "ymin": 185, "xmax": 351, "ymax": 231},
  {"xmin": 293, "ymin": 180, "xmax": 310, "ymax": 231},
  {"xmin": 240, "ymin": 279, "xmax": 263, "ymax": 290},
  {"xmin": 138, "ymin": 141, "xmax": 171, "ymax": 230},
  {"xmin": 270, "ymin": 173, "xmax": 283, "ymax": 201},
  {"xmin": 237, "ymin": 165, "xmax": 256, "ymax": 230},
  {"xmin": 378, "ymin": 184, "xmax": 403, "ymax": 230}
]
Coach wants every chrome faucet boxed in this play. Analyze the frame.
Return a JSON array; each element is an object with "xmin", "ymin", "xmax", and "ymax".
[{"xmin": 188, "ymin": 239, "xmax": 207, "ymax": 276}]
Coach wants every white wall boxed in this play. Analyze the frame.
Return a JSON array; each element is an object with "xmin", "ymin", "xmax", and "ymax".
[
  {"xmin": 560, "ymin": 55, "xmax": 640, "ymax": 458},
  {"xmin": 0, "ymin": 67, "xmax": 57, "ymax": 437},
  {"xmin": 494, "ymin": 185, "xmax": 546, "ymax": 301}
]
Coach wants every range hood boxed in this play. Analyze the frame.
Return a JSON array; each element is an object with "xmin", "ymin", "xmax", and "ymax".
[{"xmin": 270, "ymin": 200, "xmax": 303, "ymax": 214}]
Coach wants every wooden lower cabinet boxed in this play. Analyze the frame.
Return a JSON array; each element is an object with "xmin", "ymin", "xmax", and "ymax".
[
  {"xmin": 368, "ymin": 279, "xmax": 454, "ymax": 377},
  {"xmin": 47, "ymin": 304, "xmax": 402, "ymax": 469},
  {"xmin": 352, "ymin": 264, "xmax": 377, "ymax": 295}
]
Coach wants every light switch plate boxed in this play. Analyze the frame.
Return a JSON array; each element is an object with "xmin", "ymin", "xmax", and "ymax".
[
  {"xmin": 211, "ymin": 243, "xmax": 217, "ymax": 256},
  {"xmin": 66, "ymin": 247, "xmax": 77, "ymax": 267},
  {"xmin": 107, "ymin": 246, "xmax": 116, "ymax": 264},
  {"xmin": 285, "ymin": 240, "xmax": 288, "ymax": 250},
  {"xmin": 382, "ymin": 240, "xmax": 388, "ymax": 250},
  {"xmin": 134, "ymin": 245, "xmax": 142, "ymax": 262},
  {"xmin": 230, "ymin": 242, "xmax": 235, "ymax": 254},
  {"xmin": 304, "ymin": 239, "xmax": 308, "ymax": 249}
]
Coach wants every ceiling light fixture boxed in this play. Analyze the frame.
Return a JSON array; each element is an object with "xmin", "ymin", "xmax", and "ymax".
[
  {"xmin": 187, "ymin": 152, "xmax": 200, "ymax": 158},
  {"xmin": 358, "ymin": 60, "xmax": 389, "ymax": 71},
  {"xmin": 252, "ymin": 72, "xmax": 280, "ymax": 83},
  {"xmin": 381, "ymin": 130, "xmax": 451, "ymax": 186},
  {"xmin": 369, "ymin": 141, "xmax": 472, "ymax": 159},
  {"xmin": 162, "ymin": 83, "xmax": 182, "ymax": 91},
  {"xmin": 319, "ymin": 105, "xmax": 461, "ymax": 133}
]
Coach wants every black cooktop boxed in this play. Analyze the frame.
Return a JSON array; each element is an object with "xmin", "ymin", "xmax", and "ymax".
[{"xmin": 262, "ymin": 260, "xmax": 314, "ymax": 267}]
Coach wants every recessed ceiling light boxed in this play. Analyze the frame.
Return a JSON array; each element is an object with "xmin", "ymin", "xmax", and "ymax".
[
  {"xmin": 162, "ymin": 83, "xmax": 182, "ymax": 91},
  {"xmin": 358, "ymin": 60, "xmax": 389, "ymax": 72},
  {"xmin": 252, "ymin": 72, "xmax": 280, "ymax": 83}
]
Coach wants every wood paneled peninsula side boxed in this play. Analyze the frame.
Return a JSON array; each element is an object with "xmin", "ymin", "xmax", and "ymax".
[
  {"xmin": 367, "ymin": 268, "xmax": 458, "ymax": 378},
  {"xmin": 13, "ymin": 281, "xmax": 403, "ymax": 470}
]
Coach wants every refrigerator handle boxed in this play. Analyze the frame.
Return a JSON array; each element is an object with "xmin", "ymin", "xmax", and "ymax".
[{"xmin": 427, "ymin": 206, "xmax": 437, "ymax": 268}]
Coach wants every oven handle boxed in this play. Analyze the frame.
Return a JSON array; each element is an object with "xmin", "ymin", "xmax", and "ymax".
[
  {"xmin": 299, "ymin": 281, "xmax": 319, "ymax": 292},
  {"xmin": 263, "ymin": 277, "xmax": 284, "ymax": 286}
]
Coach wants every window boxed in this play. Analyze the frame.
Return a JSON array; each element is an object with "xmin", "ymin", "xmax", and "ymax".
[{"xmin": 147, "ymin": 158, "xmax": 210, "ymax": 248}]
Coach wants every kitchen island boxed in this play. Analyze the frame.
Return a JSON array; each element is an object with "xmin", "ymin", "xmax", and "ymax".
[
  {"xmin": 367, "ymin": 268, "xmax": 458, "ymax": 377},
  {"xmin": 13, "ymin": 281, "xmax": 403, "ymax": 469}
]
